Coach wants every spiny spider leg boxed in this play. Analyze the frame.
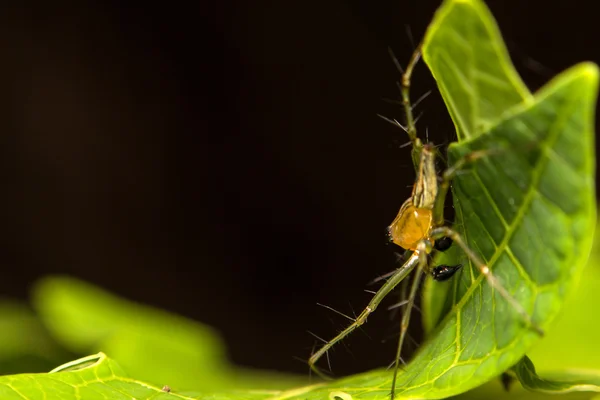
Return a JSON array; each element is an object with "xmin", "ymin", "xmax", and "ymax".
[
  {"xmin": 387, "ymin": 43, "xmax": 424, "ymax": 168},
  {"xmin": 309, "ymin": 43, "xmax": 438, "ymax": 394},
  {"xmin": 308, "ymin": 253, "xmax": 421, "ymax": 379},
  {"xmin": 390, "ymin": 248, "xmax": 426, "ymax": 394}
]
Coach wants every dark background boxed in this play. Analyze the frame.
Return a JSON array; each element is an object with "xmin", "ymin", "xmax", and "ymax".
[{"xmin": 0, "ymin": 0, "xmax": 596, "ymax": 377}]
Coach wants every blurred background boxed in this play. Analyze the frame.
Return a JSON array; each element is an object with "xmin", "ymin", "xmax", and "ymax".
[{"xmin": 0, "ymin": 0, "xmax": 598, "ymax": 381}]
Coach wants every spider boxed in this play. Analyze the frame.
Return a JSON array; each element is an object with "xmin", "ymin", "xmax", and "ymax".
[{"xmin": 308, "ymin": 43, "xmax": 543, "ymax": 399}]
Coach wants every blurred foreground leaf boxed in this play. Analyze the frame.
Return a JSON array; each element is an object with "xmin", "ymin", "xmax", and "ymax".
[
  {"xmin": 32, "ymin": 276, "xmax": 233, "ymax": 391},
  {"xmin": 0, "ymin": 300, "xmax": 67, "ymax": 374},
  {"xmin": 32, "ymin": 276, "xmax": 304, "ymax": 391}
]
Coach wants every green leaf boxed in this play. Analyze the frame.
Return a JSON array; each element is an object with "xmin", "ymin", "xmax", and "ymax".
[
  {"xmin": 415, "ymin": 60, "xmax": 597, "ymax": 396},
  {"xmin": 416, "ymin": 0, "xmax": 597, "ymax": 398},
  {"xmin": 513, "ymin": 356, "xmax": 600, "ymax": 395},
  {"xmin": 0, "ymin": 353, "xmax": 281, "ymax": 400}
]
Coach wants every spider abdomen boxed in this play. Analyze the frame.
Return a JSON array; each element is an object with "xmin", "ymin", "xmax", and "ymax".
[{"xmin": 388, "ymin": 199, "xmax": 432, "ymax": 251}]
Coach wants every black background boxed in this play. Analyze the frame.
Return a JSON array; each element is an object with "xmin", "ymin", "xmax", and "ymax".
[{"xmin": 0, "ymin": 0, "xmax": 596, "ymax": 377}]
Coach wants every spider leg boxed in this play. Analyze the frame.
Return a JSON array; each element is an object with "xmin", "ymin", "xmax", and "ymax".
[
  {"xmin": 390, "ymin": 245, "xmax": 428, "ymax": 400},
  {"xmin": 388, "ymin": 266, "xmax": 411, "ymax": 321},
  {"xmin": 308, "ymin": 253, "xmax": 421, "ymax": 379},
  {"xmin": 387, "ymin": 43, "xmax": 425, "ymax": 170}
]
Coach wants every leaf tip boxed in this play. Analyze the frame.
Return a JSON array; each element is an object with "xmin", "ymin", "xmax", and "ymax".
[
  {"xmin": 579, "ymin": 62, "xmax": 600, "ymax": 85},
  {"xmin": 444, "ymin": 0, "xmax": 484, "ymax": 8}
]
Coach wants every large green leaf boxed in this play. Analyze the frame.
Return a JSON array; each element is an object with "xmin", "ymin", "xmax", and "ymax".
[
  {"xmin": 415, "ymin": 0, "xmax": 597, "ymax": 397},
  {"xmin": 415, "ymin": 61, "xmax": 597, "ymax": 396}
]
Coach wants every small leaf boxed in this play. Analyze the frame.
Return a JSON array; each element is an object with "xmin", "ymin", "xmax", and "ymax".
[{"xmin": 513, "ymin": 356, "xmax": 600, "ymax": 394}]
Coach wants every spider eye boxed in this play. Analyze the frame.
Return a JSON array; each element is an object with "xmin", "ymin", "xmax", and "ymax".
[
  {"xmin": 432, "ymin": 264, "xmax": 462, "ymax": 281},
  {"xmin": 434, "ymin": 236, "xmax": 453, "ymax": 252},
  {"xmin": 385, "ymin": 226, "xmax": 394, "ymax": 244}
]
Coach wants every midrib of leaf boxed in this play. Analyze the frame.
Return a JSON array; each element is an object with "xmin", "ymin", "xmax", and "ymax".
[
  {"xmin": 444, "ymin": 84, "xmax": 577, "ymax": 366},
  {"xmin": 451, "ymin": 87, "xmax": 576, "ymax": 307}
]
